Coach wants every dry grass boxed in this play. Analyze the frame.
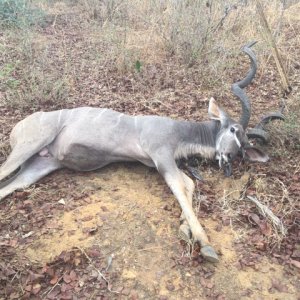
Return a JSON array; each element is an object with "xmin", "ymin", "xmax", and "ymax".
[
  {"xmin": 213, "ymin": 170, "xmax": 295, "ymax": 247},
  {"xmin": 251, "ymin": 176, "xmax": 295, "ymax": 246},
  {"xmin": 1, "ymin": 0, "xmax": 299, "ymax": 110}
]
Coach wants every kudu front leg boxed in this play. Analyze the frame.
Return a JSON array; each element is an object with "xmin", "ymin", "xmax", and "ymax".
[
  {"xmin": 178, "ymin": 173, "xmax": 195, "ymax": 242},
  {"xmin": 160, "ymin": 166, "xmax": 219, "ymax": 263}
]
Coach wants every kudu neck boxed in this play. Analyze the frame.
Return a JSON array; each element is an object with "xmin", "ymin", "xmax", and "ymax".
[{"xmin": 174, "ymin": 120, "xmax": 218, "ymax": 160}]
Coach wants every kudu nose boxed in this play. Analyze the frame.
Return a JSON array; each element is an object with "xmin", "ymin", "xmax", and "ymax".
[{"xmin": 221, "ymin": 152, "xmax": 232, "ymax": 163}]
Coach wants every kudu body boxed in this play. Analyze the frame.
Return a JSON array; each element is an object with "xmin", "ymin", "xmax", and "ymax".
[{"xmin": 0, "ymin": 43, "xmax": 268, "ymax": 263}]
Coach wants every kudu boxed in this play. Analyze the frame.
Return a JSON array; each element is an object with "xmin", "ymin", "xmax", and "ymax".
[{"xmin": 0, "ymin": 42, "xmax": 268, "ymax": 263}]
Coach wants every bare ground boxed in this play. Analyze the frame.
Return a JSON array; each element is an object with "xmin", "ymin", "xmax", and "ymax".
[{"xmin": 0, "ymin": 162, "xmax": 299, "ymax": 299}]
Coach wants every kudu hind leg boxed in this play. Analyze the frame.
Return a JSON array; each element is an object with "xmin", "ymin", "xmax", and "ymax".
[
  {"xmin": 0, "ymin": 155, "xmax": 62, "ymax": 200},
  {"xmin": 162, "ymin": 168, "xmax": 219, "ymax": 262},
  {"xmin": 0, "ymin": 113, "xmax": 61, "ymax": 182},
  {"xmin": 0, "ymin": 144, "xmax": 47, "ymax": 182}
]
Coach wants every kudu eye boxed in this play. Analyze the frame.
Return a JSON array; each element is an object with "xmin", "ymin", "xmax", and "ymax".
[{"xmin": 230, "ymin": 127, "xmax": 235, "ymax": 133}]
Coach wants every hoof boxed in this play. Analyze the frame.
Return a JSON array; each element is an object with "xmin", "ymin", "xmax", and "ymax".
[
  {"xmin": 201, "ymin": 245, "xmax": 219, "ymax": 263},
  {"xmin": 179, "ymin": 223, "xmax": 192, "ymax": 242}
]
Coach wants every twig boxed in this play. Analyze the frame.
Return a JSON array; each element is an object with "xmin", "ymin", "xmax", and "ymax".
[
  {"xmin": 77, "ymin": 247, "xmax": 119, "ymax": 294},
  {"xmin": 247, "ymin": 195, "xmax": 287, "ymax": 235},
  {"xmin": 10, "ymin": 271, "xmax": 19, "ymax": 283},
  {"xmin": 198, "ymin": 2, "xmax": 238, "ymax": 62},
  {"xmin": 211, "ymin": 3, "xmax": 237, "ymax": 34},
  {"xmin": 16, "ymin": 272, "xmax": 24, "ymax": 296},
  {"xmin": 106, "ymin": 254, "xmax": 114, "ymax": 272},
  {"xmin": 274, "ymin": 0, "xmax": 286, "ymax": 39},
  {"xmin": 43, "ymin": 272, "xmax": 66, "ymax": 298},
  {"xmin": 255, "ymin": 0, "xmax": 291, "ymax": 95},
  {"xmin": 51, "ymin": 14, "xmax": 58, "ymax": 28}
]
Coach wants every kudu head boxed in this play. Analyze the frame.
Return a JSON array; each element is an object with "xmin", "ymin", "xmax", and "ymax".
[{"xmin": 208, "ymin": 42, "xmax": 269, "ymax": 176}]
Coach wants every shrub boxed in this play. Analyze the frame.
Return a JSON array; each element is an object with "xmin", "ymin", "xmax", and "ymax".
[{"xmin": 0, "ymin": 0, "xmax": 44, "ymax": 28}]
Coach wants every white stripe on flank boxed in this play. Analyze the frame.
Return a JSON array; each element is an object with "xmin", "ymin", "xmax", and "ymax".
[
  {"xmin": 58, "ymin": 110, "xmax": 62, "ymax": 125},
  {"xmin": 39, "ymin": 112, "xmax": 45, "ymax": 134},
  {"xmin": 93, "ymin": 108, "xmax": 107, "ymax": 121},
  {"xmin": 110, "ymin": 113, "xmax": 123, "ymax": 128},
  {"xmin": 134, "ymin": 116, "xmax": 137, "ymax": 129},
  {"xmin": 68, "ymin": 109, "xmax": 74, "ymax": 118},
  {"xmin": 57, "ymin": 110, "xmax": 62, "ymax": 127}
]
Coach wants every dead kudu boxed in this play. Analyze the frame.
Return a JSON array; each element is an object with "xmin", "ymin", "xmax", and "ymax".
[{"xmin": 0, "ymin": 42, "xmax": 269, "ymax": 263}]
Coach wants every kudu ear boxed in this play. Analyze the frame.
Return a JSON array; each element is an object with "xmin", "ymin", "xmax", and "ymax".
[
  {"xmin": 244, "ymin": 146, "xmax": 269, "ymax": 163},
  {"xmin": 208, "ymin": 97, "xmax": 229, "ymax": 125}
]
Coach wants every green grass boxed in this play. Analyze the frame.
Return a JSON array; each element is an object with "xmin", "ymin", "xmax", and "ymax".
[{"xmin": 0, "ymin": 62, "xmax": 20, "ymax": 90}]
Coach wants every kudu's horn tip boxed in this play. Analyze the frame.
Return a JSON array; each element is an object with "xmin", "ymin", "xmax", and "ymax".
[
  {"xmin": 247, "ymin": 41, "xmax": 258, "ymax": 48},
  {"xmin": 241, "ymin": 41, "xmax": 258, "ymax": 53}
]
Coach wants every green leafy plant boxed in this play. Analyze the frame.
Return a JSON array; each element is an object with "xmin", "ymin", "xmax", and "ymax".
[
  {"xmin": 0, "ymin": 63, "xmax": 20, "ymax": 90},
  {"xmin": 134, "ymin": 60, "xmax": 142, "ymax": 72},
  {"xmin": 0, "ymin": 0, "xmax": 44, "ymax": 28}
]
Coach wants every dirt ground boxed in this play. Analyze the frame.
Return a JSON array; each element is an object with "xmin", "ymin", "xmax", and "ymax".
[
  {"xmin": 1, "ymin": 163, "xmax": 299, "ymax": 299},
  {"xmin": 27, "ymin": 166, "xmax": 299, "ymax": 300},
  {"xmin": 0, "ymin": 1, "xmax": 300, "ymax": 299}
]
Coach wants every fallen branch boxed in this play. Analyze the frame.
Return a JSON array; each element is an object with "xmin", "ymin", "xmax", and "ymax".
[
  {"xmin": 247, "ymin": 195, "xmax": 287, "ymax": 236},
  {"xmin": 255, "ymin": 0, "xmax": 291, "ymax": 95}
]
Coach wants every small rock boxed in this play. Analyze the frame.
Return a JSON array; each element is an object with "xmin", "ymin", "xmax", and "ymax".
[
  {"xmin": 22, "ymin": 231, "xmax": 34, "ymax": 239},
  {"xmin": 166, "ymin": 281, "xmax": 175, "ymax": 291},
  {"xmin": 101, "ymin": 206, "xmax": 109, "ymax": 212},
  {"xmin": 79, "ymin": 280, "xmax": 84, "ymax": 287},
  {"xmin": 82, "ymin": 226, "xmax": 98, "ymax": 234},
  {"xmin": 32, "ymin": 283, "xmax": 41, "ymax": 295},
  {"xmin": 163, "ymin": 205, "xmax": 172, "ymax": 211},
  {"xmin": 58, "ymin": 199, "xmax": 66, "ymax": 205}
]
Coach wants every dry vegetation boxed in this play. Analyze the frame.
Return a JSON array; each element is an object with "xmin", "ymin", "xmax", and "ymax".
[
  {"xmin": 0, "ymin": 0, "xmax": 300, "ymax": 299},
  {"xmin": 0, "ymin": 0, "xmax": 298, "ymax": 109}
]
